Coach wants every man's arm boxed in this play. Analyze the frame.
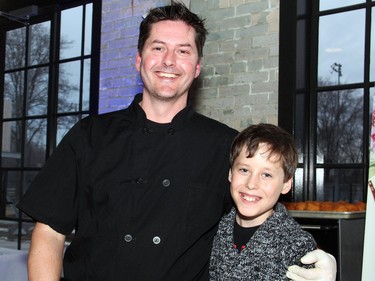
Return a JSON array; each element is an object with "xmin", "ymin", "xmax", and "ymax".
[
  {"xmin": 286, "ymin": 249, "xmax": 337, "ymax": 281},
  {"xmin": 28, "ymin": 222, "xmax": 66, "ymax": 281}
]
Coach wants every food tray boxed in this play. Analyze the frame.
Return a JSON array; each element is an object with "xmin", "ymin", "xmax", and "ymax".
[{"xmin": 288, "ymin": 210, "xmax": 366, "ymax": 219}]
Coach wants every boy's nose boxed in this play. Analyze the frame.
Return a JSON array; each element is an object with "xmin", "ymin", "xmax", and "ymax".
[{"xmin": 246, "ymin": 176, "xmax": 258, "ymax": 190}]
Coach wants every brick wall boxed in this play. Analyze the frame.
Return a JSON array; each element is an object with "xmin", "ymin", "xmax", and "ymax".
[
  {"xmin": 99, "ymin": 0, "xmax": 158, "ymax": 112},
  {"xmin": 100, "ymin": 0, "xmax": 279, "ymax": 131}
]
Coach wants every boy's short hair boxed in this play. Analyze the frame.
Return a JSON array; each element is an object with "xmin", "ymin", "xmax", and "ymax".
[
  {"xmin": 229, "ymin": 123, "xmax": 298, "ymax": 182},
  {"xmin": 138, "ymin": 1, "xmax": 208, "ymax": 57}
]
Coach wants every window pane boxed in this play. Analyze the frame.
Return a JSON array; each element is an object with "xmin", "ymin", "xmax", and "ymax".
[
  {"xmin": 318, "ymin": 10, "xmax": 365, "ymax": 85},
  {"xmin": 371, "ymin": 7, "xmax": 375, "ymax": 82},
  {"xmin": 26, "ymin": 67, "xmax": 49, "ymax": 116},
  {"xmin": 57, "ymin": 115, "xmax": 80, "ymax": 144},
  {"xmin": 295, "ymin": 93, "xmax": 306, "ymax": 161},
  {"xmin": 24, "ymin": 119, "xmax": 47, "ymax": 167},
  {"xmin": 4, "ymin": 72, "xmax": 24, "ymax": 118},
  {"xmin": 29, "ymin": 22, "xmax": 50, "ymax": 66},
  {"xmin": 58, "ymin": 61, "xmax": 81, "ymax": 113},
  {"xmin": 320, "ymin": 0, "xmax": 364, "ymax": 11},
  {"xmin": 60, "ymin": 6, "xmax": 83, "ymax": 59},
  {"xmin": 296, "ymin": 19, "xmax": 307, "ymax": 89},
  {"xmin": 20, "ymin": 171, "xmax": 38, "ymax": 222},
  {"xmin": 5, "ymin": 28, "xmax": 26, "ymax": 70},
  {"xmin": 317, "ymin": 89, "xmax": 363, "ymax": 164},
  {"xmin": 316, "ymin": 168, "xmax": 364, "ymax": 202},
  {"xmin": 83, "ymin": 59, "xmax": 91, "ymax": 111},
  {"xmin": 293, "ymin": 168, "xmax": 304, "ymax": 201},
  {"xmin": 84, "ymin": 3, "xmax": 93, "ymax": 55},
  {"xmin": 22, "ymin": 171, "xmax": 38, "ymax": 197},
  {"xmin": 0, "ymin": 219, "xmax": 32, "ymax": 250},
  {"xmin": 2, "ymin": 121, "xmax": 22, "ymax": 167},
  {"xmin": 0, "ymin": 220, "xmax": 21, "ymax": 249},
  {"xmin": 2, "ymin": 170, "xmax": 22, "ymax": 218},
  {"xmin": 297, "ymin": 0, "xmax": 307, "ymax": 16}
]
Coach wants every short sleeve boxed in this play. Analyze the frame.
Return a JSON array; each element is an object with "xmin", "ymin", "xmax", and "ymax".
[{"xmin": 17, "ymin": 121, "xmax": 83, "ymax": 235}]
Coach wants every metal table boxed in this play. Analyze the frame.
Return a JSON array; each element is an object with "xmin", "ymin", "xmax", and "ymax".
[{"xmin": 0, "ymin": 247, "xmax": 28, "ymax": 281}]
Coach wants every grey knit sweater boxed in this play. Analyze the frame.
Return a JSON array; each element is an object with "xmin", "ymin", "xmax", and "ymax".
[{"xmin": 209, "ymin": 203, "xmax": 317, "ymax": 280}]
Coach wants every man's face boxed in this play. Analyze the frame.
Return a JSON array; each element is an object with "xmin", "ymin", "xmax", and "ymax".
[
  {"xmin": 229, "ymin": 144, "xmax": 292, "ymax": 228},
  {"xmin": 135, "ymin": 20, "xmax": 201, "ymax": 102}
]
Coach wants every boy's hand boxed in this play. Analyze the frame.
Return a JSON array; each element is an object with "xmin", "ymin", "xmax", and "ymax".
[{"xmin": 286, "ymin": 249, "xmax": 337, "ymax": 281}]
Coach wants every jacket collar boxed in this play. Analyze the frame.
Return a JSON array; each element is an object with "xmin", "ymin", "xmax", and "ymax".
[{"xmin": 129, "ymin": 93, "xmax": 195, "ymax": 130}]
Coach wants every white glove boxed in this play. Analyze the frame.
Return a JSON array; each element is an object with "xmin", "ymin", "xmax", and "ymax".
[{"xmin": 286, "ymin": 249, "xmax": 337, "ymax": 281}]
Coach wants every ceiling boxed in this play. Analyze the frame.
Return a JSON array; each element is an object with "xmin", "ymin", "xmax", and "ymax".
[
  {"xmin": 0, "ymin": 0, "xmax": 52, "ymax": 12},
  {"xmin": 0, "ymin": 0, "xmax": 76, "ymax": 27}
]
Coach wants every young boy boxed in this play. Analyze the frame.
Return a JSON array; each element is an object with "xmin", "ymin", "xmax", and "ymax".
[{"xmin": 209, "ymin": 123, "xmax": 317, "ymax": 280}]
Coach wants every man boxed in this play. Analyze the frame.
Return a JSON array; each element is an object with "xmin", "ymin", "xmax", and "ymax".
[{"xmin": 18, "ymin": 2, "xmax": 336, "ymax": 280}]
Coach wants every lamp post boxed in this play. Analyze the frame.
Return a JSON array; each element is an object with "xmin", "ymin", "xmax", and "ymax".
[{"xmin": 331, "ymin": 62, "xmax": 342, "ymax": 85}]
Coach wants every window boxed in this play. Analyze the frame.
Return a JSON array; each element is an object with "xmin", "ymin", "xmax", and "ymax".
[
  {"xmin": 0, "ymin": 0, "xmax": 101, "ymax": 250},
  {"xmin": 279, "ymin": 0, "xmax": 374, "ymax": 202}
]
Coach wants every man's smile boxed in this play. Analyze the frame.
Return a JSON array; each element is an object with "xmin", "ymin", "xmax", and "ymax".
[{"xmin": 157, "ymin": 72, "xmax": 179, "ymax": 78}]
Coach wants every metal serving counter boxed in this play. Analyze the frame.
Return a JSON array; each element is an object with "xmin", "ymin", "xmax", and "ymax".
[
  {"xmin": 289, "ymin": 211, "xmax": 366, "ymax": 281},
  {"xmin": 289, "ymin": 210, "xmax": 366, "ymax": 219}
]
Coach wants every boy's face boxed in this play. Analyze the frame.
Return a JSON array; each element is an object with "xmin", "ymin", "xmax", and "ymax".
[{"xmin": 229, "ymin": 143, "xmax": 292, "ymax": 228}]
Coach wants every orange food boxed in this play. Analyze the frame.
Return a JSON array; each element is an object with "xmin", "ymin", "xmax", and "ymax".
[
  {"xmin": 282, "ymin": 201, "xmax": 366, "ymax": 212},
  {"xmin": 320, "ymin": 201, "xmax": 335, "ymax": 211},
  {"xmin": 294, "ymin": 201, "xmax": 307, "ymax": 210},
  {"xmin": 306, "ymin": 201, "xmax": 320, "ymax": 211},
  {"xmin": 354, "ymin": 201, "xmax": 366, "ymax": 211}
]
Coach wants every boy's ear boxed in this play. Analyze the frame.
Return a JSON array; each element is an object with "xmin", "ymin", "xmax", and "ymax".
[
  {"xmin": 281, "ymin": 178, "xmax": 293, "ymax": 195},
  {"xmin": 228, "ymin": 169, "xmax": 232, "ymax": 182}
]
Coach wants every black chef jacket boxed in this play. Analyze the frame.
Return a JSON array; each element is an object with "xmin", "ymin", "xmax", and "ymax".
[{"xmin": 18, "ymin": 94, "xmax": 238, "ymax": 281}]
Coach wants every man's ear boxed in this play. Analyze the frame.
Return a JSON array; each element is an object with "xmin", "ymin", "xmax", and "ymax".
[
  {"xmin": 194, "ymin": 61, "xmax": 201, "ymax": 78},
  {"xmin": 228, "ymin": 169, "xmax": 232, "ymax": 182},
  {"xmin": 281, "ymin": 178, "xmax": 293, "ymax": 195},
  {"xmin": 135, "ymin": 52, "xmax": 142, "ymax": 72}
]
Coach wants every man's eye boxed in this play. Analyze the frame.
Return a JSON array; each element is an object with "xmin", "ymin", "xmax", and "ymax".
[
  {"xmin": 239, "ymin": 168, "xmax": 248, "ymax": 173},
  {"xmin": 178, "ymin": 49, "xmax": 190, "ymax": 55},
  {"xmin": 263, "ymin": 173, "xmax": 272, "ymax": 178}
]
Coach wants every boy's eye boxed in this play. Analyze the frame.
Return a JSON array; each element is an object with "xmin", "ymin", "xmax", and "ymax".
[
  {"xmin": 263, "ymin": 173, "xmax": 272, "ymax": 178},
  {"xmin": 239, "ymin": 168, "xmax": 248, "ymax": 173}
]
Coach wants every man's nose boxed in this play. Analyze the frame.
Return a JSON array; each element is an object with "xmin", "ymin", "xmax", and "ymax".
[{"xmin": 162, "ymin": 49, "xmax": 176, "ymax": 66}]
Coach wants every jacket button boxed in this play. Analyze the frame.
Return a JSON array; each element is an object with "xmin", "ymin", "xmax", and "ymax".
[
  {"xmin": 124, "ymin": 234, "xmax": 133, "ymax": 242},
  {"xmin": 162, "ymin": 179, "xmax": 170, "ymax": 187},
  {"xmin": 153, "ymin": 236, "xmax": 161, "ymax": 244},
  {"xmin": 167, "ymin": 128, "xmax": 175, "ymax": 135}
]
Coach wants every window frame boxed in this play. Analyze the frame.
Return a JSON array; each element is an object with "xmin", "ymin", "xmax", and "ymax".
[
  {"xmin": 0, "ymin": 0, "xmax": 101, "ymax": 249},
  {"xmin": 279, "ymin": 0, "xmax": 373, "ymax": 202}
]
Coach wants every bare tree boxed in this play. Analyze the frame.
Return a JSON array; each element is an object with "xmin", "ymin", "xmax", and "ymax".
[
  {"xmin": 317, "ymin": 77, "xmax": 363, "ymax": 164},
  {"xmin": 4, "ymin": 22, "xmax": 79, "ymax": 167}
]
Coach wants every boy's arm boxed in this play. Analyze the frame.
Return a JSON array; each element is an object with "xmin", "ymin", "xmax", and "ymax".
[
  {"xmin": 28, "ymin": 222, "xmax": 66, "ymax": 281},
  {"xmin": 286, "ymin": 249, "xmax": 337, "ymax": 281}
]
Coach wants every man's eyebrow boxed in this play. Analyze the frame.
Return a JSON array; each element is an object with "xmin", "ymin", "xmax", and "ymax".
[
  {"xmin": 151, "ymin": 40, "xmax": 193, "ymax": 48},
  {"xmin": 178, "ymin": 43, "xmax": 193, "ymax": 48},
  {"xmin": 151, "ymin": 39, "xmax": 165, "ymax": 45}
]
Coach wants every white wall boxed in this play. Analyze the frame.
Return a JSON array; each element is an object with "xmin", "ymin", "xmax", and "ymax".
[{"xmin": 362, "ymin": 182, "xmax": 375, "ymax": 281}]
